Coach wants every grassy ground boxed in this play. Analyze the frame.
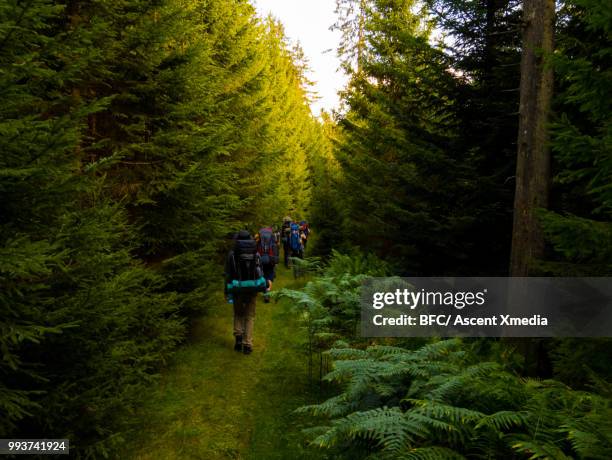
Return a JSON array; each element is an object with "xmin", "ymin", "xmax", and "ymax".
[{"xmin": 122, "ymin": 266, "xmax": 327, "ymax": 460}]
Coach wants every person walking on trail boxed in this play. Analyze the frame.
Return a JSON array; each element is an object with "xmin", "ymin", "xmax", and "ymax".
[
  {"xmin": 224, "ymin": 230, "xmax": 267, "ymax": 355},
  {"xmin": 281, "ymin": 216, "xmax": 292, "ymax": 268},
  {"xmin": 299, "ymin": 220, "xmax": 310, "ymax": 249},
  {"xmin": 289, "ymin": 221, "xmax": 303, "ymax": 259},
  {"xmin": 256, "ymin": 226, "xmax": 279, "ymax": 303}
]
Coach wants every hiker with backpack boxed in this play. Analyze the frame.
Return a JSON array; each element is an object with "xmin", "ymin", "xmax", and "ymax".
[
  {"xmin": 224, "ymin": 230, "xmax": 267, "ymax": 355},
  {"xmin": 300, "ymin": 227, "xmax": 308, "ymax": 253},
  {"xmin": 281, "ymin": 216, "xmax": 292, "ymax": 268},
  {"xmin": 256, "ymin": 226, "xmax": 279, "ymax": 303},
  {"xmin": 289, "ymin": 221, "xmax": 304, "ymax": 259},
  {"xmin": 299, "ymin": 220, "xmax": 310, "ymax": 249}
]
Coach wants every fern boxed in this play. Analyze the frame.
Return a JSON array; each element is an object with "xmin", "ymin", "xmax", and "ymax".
[
  {"xmin": 392, "ymin": 446, "xmax": 466, "ymax": 460},
  {"xmin": 300, "ymin": 340, "xmax": 612, "ymax": 459},
  {"xmin": 511, "ymin": 440, "xmax": 572, "ymax": 459},
  {"xmin": 291, "ymin": 256, "xmax": 323, "ymax": 278},
  {"xmin": 279, "ymin": 254, "xmax": 612, "ymax": 459},
  {"xmin": 276, "ymin": 251, "xmax": 384, "ymax": 382},
  {"xmin": 475, "ymin": 411, "xmax": 530, "ymax": 431}
]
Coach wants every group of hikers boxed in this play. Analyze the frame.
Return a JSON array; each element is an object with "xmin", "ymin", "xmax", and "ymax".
[{"xmin": 223, "ymin": 217, "xmax": 310, "ymax": 354}]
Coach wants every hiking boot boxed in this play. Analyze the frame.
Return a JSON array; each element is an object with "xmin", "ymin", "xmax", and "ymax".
[
  {"xmin": 243, "ymin": 345, "xmax": 252, "ymax": 355},
  {"xmin": 234, "ymin": 335, "xmax": 243, "ymax": 352}
]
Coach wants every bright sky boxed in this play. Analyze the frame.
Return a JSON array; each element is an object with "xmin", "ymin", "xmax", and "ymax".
[{"xmin": 251, "ymin": 0, "xmax": 348, "ymax": 115}]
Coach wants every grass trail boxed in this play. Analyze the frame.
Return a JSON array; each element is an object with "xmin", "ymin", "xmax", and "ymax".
[{"xmin": 123, "ymin": 266, "xmax": 326, "ymax": 460}]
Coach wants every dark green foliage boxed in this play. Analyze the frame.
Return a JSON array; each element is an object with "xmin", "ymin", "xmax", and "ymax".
[
  {"xmin": 1, "ymin": 0, "xmax": 610, "ymax": 456},
  {"xmin": 331, "ymin": 0, "xmax": 476, "ymax": 275},
  {"xmin": 300, "ymin": 339, "xmax": 612, "ymax": 459},
  {"xmin": 305, "ymin": 0, "xmax": 612, "ymax": 457},
  {"xmin": 0, "ymin": 1, "xmax": 183, "ymax": 453},
  {"xmin": 280, "ymin": 256, "xmax": 612, "ymax": 458},
  {"xmin": 307, "ymin": 114, "xmax": 347, "ymax": 257},
  {"xmin": 67, "ymin": 0, "xmax": 247, "ymax": 314},
  {"xmin": 427, "ymin": 0, "xmax": 523, "ymax": 276},
  {"xmin": 539, "ymin": 0, "xmax": 612, "ymax": 276},
  {"xmin": 533, "ymin": 0, "xmax": 612, "ymax": 388},
  {"xmin": 279, "ymin": 251, "xmax": 389, "ymax": 322},
  {"xmin": 308, "ymin": 0, "xmax": 525, "ymax": 276},
  {"xmin": 548, "ymin": 338, "xmax": 612, "ymax": 385},
  {"xmin": 313, "ymin": 0, "xmax": 611, "ymax": 425},
  {"xmin": 0, "ymin": 0, "xmax": 323, "ymax": 455},
  {"xmin": 276, "ymin": 251, "xmax": 391, "ymax": 380}
]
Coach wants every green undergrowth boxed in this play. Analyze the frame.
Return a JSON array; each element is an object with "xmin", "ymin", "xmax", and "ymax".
[{"xmin": 121, "ymin": 266, "xmax": 330, "ymax": 460}]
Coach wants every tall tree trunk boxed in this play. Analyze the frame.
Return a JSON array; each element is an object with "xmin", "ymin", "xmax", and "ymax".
[{"xmin": 509, "ymin": 0, "xmax": 555, "ymax": 276}]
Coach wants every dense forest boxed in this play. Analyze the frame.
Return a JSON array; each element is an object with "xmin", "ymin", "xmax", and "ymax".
[{"xmin": 1, "ymin": 0, "xmax": 610, "ymax": 458}]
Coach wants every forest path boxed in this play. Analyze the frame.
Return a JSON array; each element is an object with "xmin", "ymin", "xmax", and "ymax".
[{"xmin": 124, "ymin": 266, "xmax": 322, "ymax": 460}]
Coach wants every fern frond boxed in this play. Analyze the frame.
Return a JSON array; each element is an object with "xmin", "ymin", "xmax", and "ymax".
[
  {"xmin": 393, "ymin": 446, "xmax": 466, "ymax": 460},
  {"xmin": 511, "ymin": 440, "xmax": 573, "ymax": 459},
  {"xmin": 297, "ymin": 394, "xmax": 358, "ymax": 418},
  {"xmin": 475, "ymin": 411, "xmax": 530, "ymax": 431},
  {"xmin": 410, "ymin": 339, "xmax": 462, "ymax": 360},
  {"xmin": 410, "ymin": 400, "xmax": 485, "ymax": 424},
  {"xmin": 328, "ymin": 347, "xmax": 368, "ymax": 360},
  {"xmin": 312, "ymin": 407, "xmax": 431, "ymax": 453}
]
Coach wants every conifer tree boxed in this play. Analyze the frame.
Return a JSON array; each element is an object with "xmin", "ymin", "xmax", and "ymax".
[
  {"xmin": 0, "ymin": 1, "xmax": 182, "ymax": 453},
  {"xmin": 427, "ymin": 0, "xmax": 523, "ymax": 275},
  {"xmin": 307, "ymin": 113, "xmax": 344, "ymax": 256},
  {"xmin": 333, "ymin": 0, "xmax": 474, "ymax": 274},
  {"xmin": 539, "ymin": 0, "xmax": 612, "ymax": 276},
  {"xmin": 230, "ymin": 17, "xmax": 317, "ymax": 228},
  {"xmin": 1, "ymin": 0, "xmax": 323, "ymax": 453},
  {"xmin": 537, "ymin": 0, "xmax": 612, "ymax": 384}
]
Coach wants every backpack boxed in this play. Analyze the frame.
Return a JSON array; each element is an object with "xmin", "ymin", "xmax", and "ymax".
[
  {"xmin": 300, "ymin": 220, "xmax": 309, "ymax": 237},
  {"xmin": 281, "ymin": 221, "xmax": 291, "ymax": 245},
  {"xmin": 227, "ymin": 238, "xmax": 267, "ymax": 293},
  {"xmin": 290, "ymin": 222, "xmax": 302, "ymax": 252},
  {"xmin": 257, "ymin": 227, "xmax": 279, "ymax": 266}
]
